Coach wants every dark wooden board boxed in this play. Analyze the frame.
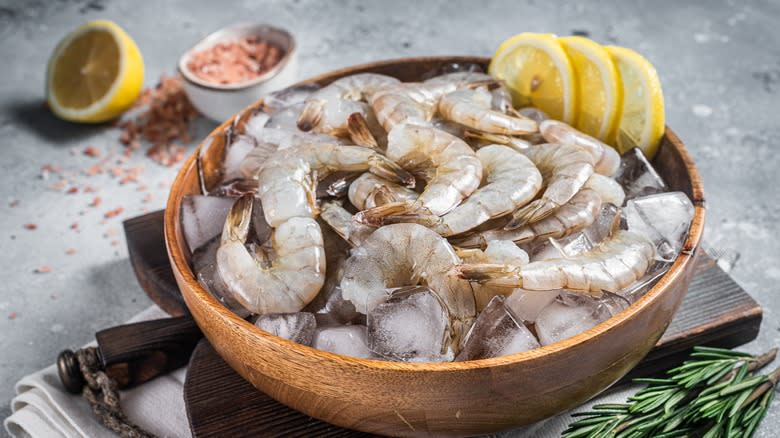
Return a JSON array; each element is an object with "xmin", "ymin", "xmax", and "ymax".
[{"xmin": 123, "ymin": 211, "xmax": 762, "ymax": 437}]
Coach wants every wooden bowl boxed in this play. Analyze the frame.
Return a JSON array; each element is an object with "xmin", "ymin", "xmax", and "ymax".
[{"xmin": 165, "ymin": 56, "xmax": 706, "ymax": 437}]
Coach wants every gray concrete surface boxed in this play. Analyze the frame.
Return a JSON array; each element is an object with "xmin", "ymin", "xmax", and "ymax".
[{"xmin": 1, "ymin": 0, "xmax": 779, "ymax": 436}]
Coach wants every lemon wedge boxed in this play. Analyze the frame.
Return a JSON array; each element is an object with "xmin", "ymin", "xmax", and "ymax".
[
  {"xmin": 558, "ymin": 36, "xmax": 622, "ymax": 143},
  {"xmin": 46, "ymin": 20, "xmax": 144, "ymax": 123},
  {"xmin": 489, "ymin": 33, "xmax": 577, "ymax": 124},
  {"xmin": 604, "ymin": 45, "xmax": 665, "ymax": 157}
]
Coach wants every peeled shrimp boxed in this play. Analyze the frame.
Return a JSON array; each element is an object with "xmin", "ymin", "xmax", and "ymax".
[
  {"xmin": 371, "ymin": 145, "xmax": 542, "ymax": 236},
  {"xmin": 355, "ymin": 123, "xmax": 482, "ymax": 225},
  {"xmin": 320, "ymin": 200, "xmax": 375, "ymax": 247},
  {"xmin": 540, "ymin": 120, "xmax": 620, "ymax": 176},
  {"xmin": 438, "ymin": 87, "xmax": 538, "ymax": 135},
  {"xmin": 455, "ymin": 230, "xmax": 656, "ymax": 294},
  {"xmin": 253, "ymin": 143, "xmax": 414, "ymax": 227},
  {"xmin": 347, "ymin": 172, "xmax": 418, "ymax": 211},
  {"xmin": 340, "ymin": 223, "xmax": 476, "ymax": 345},
  {"xmin": 506, "ymin": 143, "xmax": 595, "ymax": 228},
  {"xmin": 216, "ymin": 195, "xmax": 326, "ymax": 313},
  {"xmin": 369, "ymin": 72, "xmax": 493, "ymax": 132},
  {"xmin": 296, "ymin": 73, "xmax": 400, "ymax": 135}
]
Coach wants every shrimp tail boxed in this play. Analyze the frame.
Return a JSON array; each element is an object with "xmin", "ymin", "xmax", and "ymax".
[
  {"xmin": 464, "ymin": 130, "xmax": 531, "ymax": 151},
  {"xmin": 449, "ymin": 234, "xmax": 487, "ymax": 250},
  {"xmin": 367, "ymin": 156, "xmax": 416, "ymax": 188},
  {"xmin": 296, "ymin": 100, "xmax": 324, "ymax": 131},
  {"xmin": 505, "ymin": 199, "xmax": 556, "ymax": 229},
  {"xmin": 221, "ymin": 194, "xmax": 253, "ymax": 243},
  {"xmin": 452, "ymin": 263, "xmax": 521, "ymax": 284},
  {"xmin": 353, "ymin": 201, "xmax": 416, "ymax": 227},
  {"xmin": 347, "ymin": 112, "xmax": 380, "ymax": 150}
]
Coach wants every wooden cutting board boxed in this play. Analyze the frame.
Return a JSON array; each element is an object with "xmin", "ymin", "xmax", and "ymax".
[{"xmin": 124, "ymin": 211, "xmax": 763, "ymax": 437}]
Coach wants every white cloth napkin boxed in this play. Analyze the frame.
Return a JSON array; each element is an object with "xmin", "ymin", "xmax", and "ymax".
[{"xmin": 5, "ymin": 305, "xmax": 638, "ymax": 438}]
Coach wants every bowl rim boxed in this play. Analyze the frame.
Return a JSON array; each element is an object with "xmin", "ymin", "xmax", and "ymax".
[
  {"xmin": 177, "ymin": 22, "xmax": 296, "ymax": 92},
  {"xmin": 166, "ymin": 55, "xmax": 706, "ymax": 373}
]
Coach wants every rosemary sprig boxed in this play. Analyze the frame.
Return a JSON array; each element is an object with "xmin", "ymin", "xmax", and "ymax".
[{"xmin": 563, "ymin": 346, "xmax": 778, "ymax": 438}]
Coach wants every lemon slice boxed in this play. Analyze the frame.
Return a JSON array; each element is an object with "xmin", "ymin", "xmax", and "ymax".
[
  {"xmin": 489, "ymin": 33, "xmax": 577, "ymax": 124},
  {"xmin": 46, "ymin": 20, "xmax": 144, "ymax": 123},
  {"xmin": 605, "ymin": 45, "xmax": 665, "ymax": 158},
  {"xmin": 558, "ymin": 36, "xmax": 622, "ymax": 143}
]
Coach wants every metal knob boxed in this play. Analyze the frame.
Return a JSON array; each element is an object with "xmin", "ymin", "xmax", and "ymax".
[{"xmin": 57, "ymin": 349, "xmax": 84, "ymax": 394}]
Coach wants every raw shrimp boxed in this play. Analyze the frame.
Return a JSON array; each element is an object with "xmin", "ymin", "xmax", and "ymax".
[
  {"xmin": 453, "ymin": 188, "xmax": 602, "ymax": 249},
  {"xmin": 296, "ymin": 73, "xmax": 400, "ymax": 135},
  {"xmin": 340, "ymin": 223, "xmax": 476, "ymax": 345},
  {"xmin": 216, "ymin": 195, "xmax": 326, "ymax": 314},
  {"xmin": 540, "ymin": 120, "xmax": 620, "ymax": 176},
  {"xmin": 355, "ymin": 123, "xmax": 482, "ymax": 224},
  {"xmin": 584, "ymin": 173, "xmax": 625, "ymax": 206},
  {"xmin": 371, "ymin": 145, "xmax": 542, "ymax": 236},
  {"xmin": 347, "ymin": 172, "xmax": 418, "ymax": 211},
  {"xmin": 252, "ymin": 143, "xmax": 414, "ymax": 227},
  {"xmin": 320, "ymin": 200, "xmax": 375, "ymax": 247},
  {"xmin": 438, "ymin": 87, "xmax": 538, "ymax": 135},
  {"xmin": 455, "ymin": 230, "xmax": 656, "ymax": 294},
  {"xmin": 456, "ymin": 172, "xmax": 624, "ymax": 248},
  {"xmin": 506, "ymin": 143, "xmax": 595, "ymax": 228},
  {"xmin": 369, "ymin": 72, "xmax": 493, "ymax": 132}
]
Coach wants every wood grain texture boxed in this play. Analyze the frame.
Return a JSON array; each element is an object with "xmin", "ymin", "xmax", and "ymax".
[
  {"xmin": 125, "ymin": 211, "xmax": 189, "ymax": 317},
  {"xmin": 183, "ymin": 251, "xmax": 760, "ymax": 437},
  {"xmin": 164, "ymin": 56, "xmax": 708, "ymax": 436}
]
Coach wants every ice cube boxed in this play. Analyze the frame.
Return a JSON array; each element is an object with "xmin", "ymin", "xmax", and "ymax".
[
  {"xmin": 265, "ymin": 102, "xmax": 305, "ymax": 131},
  {"xmin": 614, "ymin": 147, "xmax": 668, "ymax": 200},
  {"xmin": 582, "ymin": 203, "xmax": 620, "ymax": 246},
  {"xmin": 367, "ymin": 286, "xmax": 450, "ymax": 361},
  {"xmin": 456, "ymin": 296, "xmax": 540, "ymax": 361},
  {"xmin": 535, "ymin": 293, "xmax": 621, "ymax": 346},
  {"xmin": 528, "ymin": 233, "xmax": 593, "ymax": 262},
  {"xmin": 305, "ymin": 286, "xmax": 362, "ymax": 326},
  {"xmin": 192, "ymin": 237, "xmax": 251, "ymax": 318},
  {"xmin": 263, "ymin": 84, "xmax": 320, "ymax": 113},
  {"xmin": 313, "ymin": 325, "xmax": 375, "ymax": 358},
  {"xmin": 243, "ymin": 112, "xmax": 270, "ymax": 140},
  {"xmin": 624, "ymin": 192, "xmax": 694, "ymax": 261},
  {"xmin": 254, "ymin": 312, "xmax": 317, "ymax": 346},
  {"xmin": 222, "ymin": 135, "xmax": 256, "ymax": 182},
  {"xmin": 181, "ymin": 195, "xmax": 236, "ymax": 252},
  {"xmin": 617, "ymin": 262, "xmax": 671, "ymax": 303},
  {"xmin": 504, "ymin": 289, "xmax": 560, "ymax": 323}
]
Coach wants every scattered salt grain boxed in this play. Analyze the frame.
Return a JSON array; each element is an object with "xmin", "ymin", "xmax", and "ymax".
[
  {"xmin": 34, "ymin": 265, "xmax": 51, "ymax": 274},
  {"xmin": 23, "ymin": 223, "xmax": 37, "ymax": 230},
  {"xmin": 83, "ymin": 146, "xmax": 101, "ymax": 157}
]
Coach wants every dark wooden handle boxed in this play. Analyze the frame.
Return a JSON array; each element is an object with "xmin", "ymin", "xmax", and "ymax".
[{"xmin": 95, "ymin": 316, "xmax": 202, "ymax": 388}]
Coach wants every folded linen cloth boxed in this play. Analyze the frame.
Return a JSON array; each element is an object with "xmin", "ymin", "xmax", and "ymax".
[{"xmin": 5, "ymin": 305, "xmax": 637, "ymax": 438}]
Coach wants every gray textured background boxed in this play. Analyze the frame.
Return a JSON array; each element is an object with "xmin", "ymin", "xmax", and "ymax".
[{"xmin": 1, "ymin": 0, "xmax": 779, "ymax": 436}]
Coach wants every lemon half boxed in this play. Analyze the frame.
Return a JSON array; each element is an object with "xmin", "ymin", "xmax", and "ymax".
[
  {"xmin": 46, "ymin": 20, "xmax": 144, "ymax": 123},
  {"xmin": 558, "ymin": 36, "xmax": 622, "ymax": 142},
  {"xmin": 605, "ymin": 45, "xmax": 665, "ymax": 157},
  {"xmin": 489, "ymin": 33, "xmax": 577, "ymax": 124}
]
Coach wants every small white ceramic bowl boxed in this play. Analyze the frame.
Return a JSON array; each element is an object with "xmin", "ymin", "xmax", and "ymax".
[{"xmin": 178, "ymin": 23, "xmax": 298, "ymax": 122}]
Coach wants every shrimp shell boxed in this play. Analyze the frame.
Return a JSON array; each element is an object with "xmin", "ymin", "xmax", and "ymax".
[
  {"xmin": 455, "ymin": 230, "xmax": 656, "ymax": 294},
  {"xmin": 297, "ymin": 73, "xmax": 400, "ymax": 135},
  {"xmin": 540, "ymin": 120, "xmax": 620, "ymax": 176},
  {"xmin": 438, "ymin": 88, "xmax": 538, "ymax": 135},
  {"xmin": 507, "ymin": 143, "xmax": 595, "ymax": 228},
  {"xmin": 340, "ymin": 223, "xmax": 476, "ymax": 345},
  {"xmin": 254, "ymin": 143, "xmax": 414, "ymax": 227},
  {"xmin": 320, "ymin": 200, "xmax": 375, "ymax": 247},
  {"xmin": 347, "ymin": 172, "xmax": 418, "ymax": 211},
  {"xmin": 453, "ymin": 188, "xmax": 602, "ymax": 249},
  {"xmin": 373, "ymin": 145, "xmax": 542, "ymax": 236},
  {"xmin": 217, "ymin": 195, "xmax": 326, "ymax": 314},
  {"xmin": 360, "ymin": 123, "xmax": 483, "ymax": 221}
]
